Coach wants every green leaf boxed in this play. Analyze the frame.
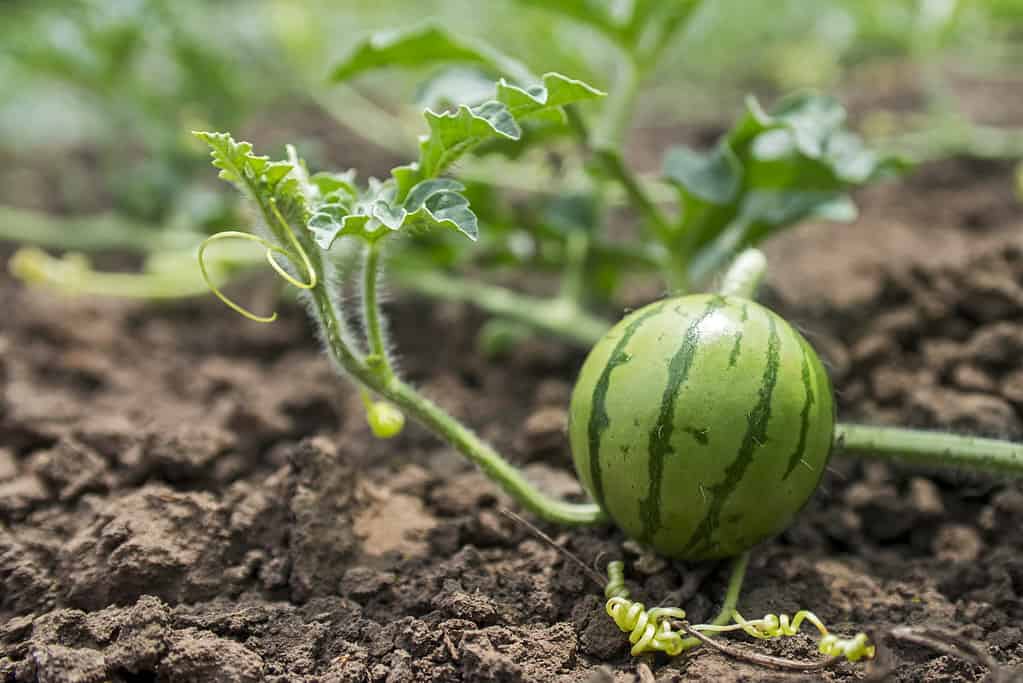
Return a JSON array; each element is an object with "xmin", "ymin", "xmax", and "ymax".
[
  {"xmin": 513, "ymin": 0, "xmax": 703, "ymax": 54},
  {"xmin": 417, "ymin": 67, "xmax": 498, "ymax": 110},
  {"xmin": 418, "ymin": 102, "xmax": 521, "ymax": 179},
  {"xmin": 330, "ymin": 24, "xmax": 534, "ymax": 85},
  {"xmin": 196, "ymin": 131, "xmax": 480, "ymax": 257},
  {"xmin": 511, "ymin": 0, "xmax": 625, "ymax": 44},
  {"xmin": 624, "ymin": 0, "xmax": 704, "ymax": 51},
  {"xmin": 404, "ymin": 190, "xmax": 479, "ymax": 240},
  {"xmin": 662, "ymin": 92, "xmax": 905, "ymax": 277},
  {"xmin": 311, "ymin": 170, "xmax": 359, "ymax": 203},
  {"xmin": 498, "ymin": 72, "xmax": 604, "ymax": 121},
  {"xmin": 739, "ymin": 191, "xmax": 857, "ymax": 242},
  {"xmin": 416, "ymin": 72, "xmax": 604, "ymax": 181},
  {"xmin": 403, "ymin": 178, "xmax": 465, "ymax": 210},
  {"xmin": 194, "ymin": 131, "xmax": 307, "ymax": 230},
  {"xmin": 688, "ymin": 190, "xmax": 856, "ymax": 284},
  {"xmin": 308, "ymin": 177, "xmax": 479, "ymax": 249},
  {"xmin": 663, "ymin": 144, "xmax": 742, "ymax": 205}
]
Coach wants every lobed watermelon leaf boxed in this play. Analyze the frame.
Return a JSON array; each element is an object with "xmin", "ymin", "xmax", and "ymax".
[
  {"xmin": 330, "ymin": 24, "xmax": 535, "ymax": 85},
  {"xmin": 409, "ymin": 72, "xmax": 605, "ymax": 185},
  {"xmin": 193, "ymin": 131, "xmax": 308, "ymax": 233},
  {"xmin": 512, "ymin": 0, "xmax": 704, "ymax": 55},
  {"xmin": 309, "ymin": 72, "xmax": 601, "ymax": 249},
  {"xmin": 416, "ymin": 67, "xmax": 498, "ymax": 111},
  {"xmin": 195, "ymin": 130, "xmax": 482, "ymax": 251},
  {"xmin": 663, "ymin": 93, "xmax": 907, "ymax": 283},
  {"xmin": 308, "ymin": 177, "xmax": 479, "ymax": 249},
  {"xmin": 330, "ymin": 27, "xmax": 606, "ymax": 165},
  {"xmin": 510, "ymin": 0, "xmax": 626, "ymax": 45}
]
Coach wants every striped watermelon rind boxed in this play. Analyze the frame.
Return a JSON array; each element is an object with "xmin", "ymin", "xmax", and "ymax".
[{"xmin": 569, "ymin": 294, "xmax": 835, "ymax": 560}]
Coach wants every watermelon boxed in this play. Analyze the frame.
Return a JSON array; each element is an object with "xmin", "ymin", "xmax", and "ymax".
[{"xmin": 569, "ymin": 294, "xmax": 835, "ymax": 560}]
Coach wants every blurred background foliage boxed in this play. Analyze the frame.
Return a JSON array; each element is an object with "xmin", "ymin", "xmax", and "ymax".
[{"xmin": 1, "ymin": 0, "xmax": 1021, "ymax": 271}]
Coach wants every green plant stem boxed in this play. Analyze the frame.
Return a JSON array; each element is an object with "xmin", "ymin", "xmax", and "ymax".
[
  {"xmin": 0, "ymin": 205, "xmax": 199, "ymax": 253},
  {"xmin": 718, "ymin": 248, "xmax": 767, "ymax": 300},
  {"xmin": 10, "ymin": 245, "xmax": 259, "ymax": 300},
  {"xmin": 549, "ymin": 106, "xmax": 596, "ymax": 313},
  {"xmin": 307, "ymin": 278, "xmax": 607, "ymax": 527},
  {"xmin": 558, "ymin": 230, "xmax": 589, "ymax": 304},
  {"xmin": 362, "ymin": 240, "xmax": 393, "ymax": 379},
  {"xmin": 12, "ymin": 253, "xmax": 217, "ymax": 299},
  {"xmin": 457, "ymin": 157, "xmax": 675, "ymax": 206},
  {"xmin": 594, "ymin": 55, "xmax": 641, "ymax": 151},
  {"xmin": 399, "ymin": 270, "xmax": 611, "ymax": 347},
  {"xmin": 678, "ymin": 551, "xmax": 751, "ymax": 651},
  {"xmin": 881, "ymin": 118, "xmax": 1023, "ymax": 163},
  {"xmin": 586, "ymin": 47, "xmax": 674, "ymax": 245},
  {"xmin": 835, "ymin": 424, "xmax": 1023, "ymax": 477},
  {"xmin": 589, "ymin": 46, "xmax": 678, "ymax": 254},
  {"xmin": 592, "ymin": 149, "xmax": 673, "ymax": 244},
  {"xmin": 384, "ymin": 377, "xmax": 606, "ymax": 525}
]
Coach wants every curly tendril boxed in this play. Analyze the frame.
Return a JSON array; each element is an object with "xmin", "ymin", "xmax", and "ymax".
[
  {"xmin": 693, "ymin": 609, "xmax": 875, "ymax": 662},
  {"xmin": 604, "ymin": 561, "xmax": 876, "ymax": 663},
  {"xmin": 728, "ymin": 611, "xmax": 874, "ymax": 661},
  {"xmin": 604, "ymin": 561, "xmax": 688, "ymax": 656},
  {"xmin": 199, "ymin": 199, "xmax": 317, "ymax": 323}
]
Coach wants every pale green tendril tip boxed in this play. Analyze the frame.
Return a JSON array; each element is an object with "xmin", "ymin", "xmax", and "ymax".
[{"xmin": 199, "ymin": 199, "xmax": 317, "ymax": 323}]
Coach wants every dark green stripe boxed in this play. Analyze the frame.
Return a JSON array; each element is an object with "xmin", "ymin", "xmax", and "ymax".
[
  {"xmin": 586, "ymin": 302, "xmax": 666, "ymax": 510},
  {"xmin": 682, "ymin": 314, "xmax": 781, "ymax": 556},
  {"xmin": 783, "ymin": 339, "xmax": 816, "ymax": 480},
  {"xmin": 728, "ymin": 305, "xmax": 747, "ymax": 368},
  {"xmin": 727, "ymin": 332, "xmax": 743, "ymax": 368},
  {"xmin": 639, "ymin": 297, "xmax": 725, "ymax": 542}
]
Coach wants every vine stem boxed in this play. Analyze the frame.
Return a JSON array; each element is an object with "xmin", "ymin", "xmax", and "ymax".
[
  {"xmin": 10, "ymin": 245, "xmax": 254, "ymax": 300},
  {"xmin": 308, "ymin": 276, "xmax": 607, "ymax": 527},
  {"xmin": 558, "ymin": 230, "xmax": 589, "ymax": 305},
  {"xmin": 835, "ymin": 424, "xmax": 1023, "ymax": 477},
  {"xmin": 384, "ymin": 376, "xmax": 606, "ymax": 524},
  {"xmin": 676, "ymin": 551, "xmax": 750, "ymax": 652},
  {"xmin": 592, "ymin": 149, "xmax": 674, "ymax": 245},
  {"xmin": 0, "ymin": 204, "xmax": 199, "ymax": 253},
  {"xmin": 718, "ymin": 252, "xmax": 1023, "ymax": 477},
  {"xmin": 362, "ymin": 240, "xmax": 393, "ymax": 379},
  {"xmin": 594, "ymin": 55, "xmax": 641, "ymax": 152}
]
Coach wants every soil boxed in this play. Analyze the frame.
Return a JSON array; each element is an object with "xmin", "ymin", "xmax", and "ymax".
[{"xmin": 3, "ymin": 153, "xmax": 1023, "ymax": 681}]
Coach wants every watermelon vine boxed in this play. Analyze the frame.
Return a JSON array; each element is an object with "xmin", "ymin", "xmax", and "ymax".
[
  {"xmin": 192, "ymin": 110, "xmax": 1023, "ymax": 667},
  {"xmin": 188, "ymin": 41, "xmax": 1023, "ymax": 670}
]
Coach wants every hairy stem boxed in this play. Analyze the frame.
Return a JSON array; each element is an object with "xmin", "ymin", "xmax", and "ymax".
[
  {"xmin": 835, "ymin": 424, "xmax": 1023, "ymax": 477},
  {"xmin": 308, "ymin": 277, "xmax": 607, "ymax": 526},
  {"xmin": 678, "ymin": 551, "xmax": 751, "ymax": 652},
  {"xmin": 718, "ymin": 249, "xmax": 767, "ymax": 300},
  {"xmin": 399, "ymin": 270, "xmax": 612, "ymax": 347},
  {"xmin": 362, "ymin": 241, "xmax": 393, "ymax": 379},
  {"xmin": 383, "ymin": 377, "xmax": 606, "ymax": 525}
]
